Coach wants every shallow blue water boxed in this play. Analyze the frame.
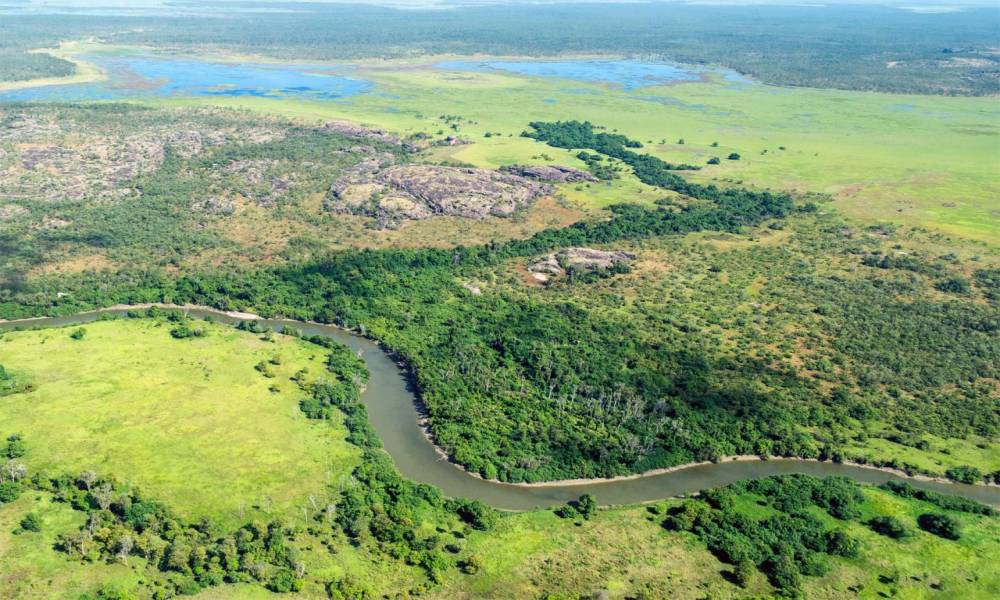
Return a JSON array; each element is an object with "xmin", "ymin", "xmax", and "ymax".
[
  {"xmin": 0, "ymin": 55, "xmax": 373, "ymax": 102},
  {"xmin": 436, "ymin": 59, "xmax": 717, "ymax": 90}
]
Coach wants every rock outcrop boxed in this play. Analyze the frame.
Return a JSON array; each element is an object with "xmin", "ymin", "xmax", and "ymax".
[
  {"xmin": 501, "ymin": 164, "xmax": 597, "ymax": 183},
  {"xmin": 528, "ymin": 247, "xmax": 635, "ymax": 283},
  {"xmin": 327, "ymin": 164, "xmax": 551, "ymax": 229},
  {"xmin": 320, "ymin": 120, "xmax": 417, "ymax": 151}
]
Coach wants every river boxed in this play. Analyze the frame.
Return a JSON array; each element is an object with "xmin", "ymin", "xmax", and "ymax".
[{"xmin": 2, "ymin": 306, "xmax": 997, "ymax": 511}]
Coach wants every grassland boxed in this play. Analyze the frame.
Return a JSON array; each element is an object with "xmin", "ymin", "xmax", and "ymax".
[
  {"xmin": 436, "ymin": 485, "xmax": 1000, "ymax": 599},
  {"xmin": 137, "ymin": 57, "xmax": 1000, "ymax": 246},
  {"xmin": 0, "ymin": 317, "xmax": 360, "ymax": 527}
]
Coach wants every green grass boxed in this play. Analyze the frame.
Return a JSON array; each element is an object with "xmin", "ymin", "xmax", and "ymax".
[
  {"xmin": 844, "ymin": 431, "xmax": 1000, "ymax": 477},
  {"xmin": 813, "ymin": 488, "xmax": 1000, "ymax": 599},
  {"xmin": 0, "ymin": 317, "xmax": 360, "ymax": 527},
  {"xmin": 432, "ymin": 485, "xmax": 1000, "ymax": 599},
  {"xmin": 143, "ymin": 59, "xmax": 1000, "ymax": 245}
]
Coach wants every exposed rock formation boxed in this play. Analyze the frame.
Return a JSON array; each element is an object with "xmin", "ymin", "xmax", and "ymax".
[
  {"xmin": 528, "ymin": 247, "xmax": 635, "ymax": 283},
  {"xmin": 193, "ymin": 196, "xmax": 237, "ymax": 216},
  {"xmin": 501, "ymin": 164, "xmax": 597, "ymax": 183},
  {"xmin": 327, "ymin": 164, "xmax": 551, "ymax": 229},
  {"xmin": 320, "ymin": 120, "xmax": 417, "ymax": 151}
]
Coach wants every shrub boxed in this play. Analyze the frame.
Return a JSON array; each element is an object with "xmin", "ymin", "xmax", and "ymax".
[
  {"xmin": 5, "ymin": 434, "xmax": 26, "ymax": 459},
  {"xmin": 448, "ymin": 498, "xmax": 499, "ymax": 531},
  {"xmin": 19, "ymin": 512, "xmax": 42, "ymax": 532},
  {"xmin": 0, "ymin": 481, "xmax": 21, "ymax": 503},
  {"xmin": 707, "ymin": 156, "xmax": 721, "ymax": 165},
  {"xmin": 917, "ymin": 513, "xmax": 961, "ymax": 540},
  {"xmin": 945, "ymin": 465, "xmax": 982, "ymax": 484},
  {"xmin": 79, "ymin": 584, "xmax": 138, "ymax": 600},
  {"xmin": 328, "ymin": 577, "xmax": 375, "ymax": 600},
  {"xmin": 576, "ymin": 494, "xmax": 597, "ymax": 520},
  {"xmin": 762, "ymin": 553, "xmax": 801, "ymax": 594},
  {"xmin": 70, "ymin": 328, "xmax": 86, "ymax": 340},
  {"xmin": 733, "ymin": 559, "xmax": 755, "ymax": 588},
  {"xmin": 869, "ymin": 515, "xmax": 910, "ymax": 539},
  {"xmin": 461, "ymin": 554, "xmax": 484, "ymax": 574},
  {"xmin": 880, "ymin": 481, "xmax": 995, "ymax": 515},
  {"xmin": 825, "ymin": 529, "xmax": 860, "ymax": 557},
  {"xmin": 420, "ymin": 551, "xmax": 450, "ymax": 583},
  {"xmin": 170, "ymin": 324, "xmax": 205, "ymax": 339},
  {"xmin": 254, "ymin": 361, "xmax": 275, "ymax": 378},
  {"xmin": 266, "ymin": 570, "xmax": 302, "ymax": 593},
  {"xmin": 727, "ymin": 153, "xmax": 741, "ymax": 160},
  {"xmin": 935, "ymin": 277, "xmax": 971, "ymax": 294}
]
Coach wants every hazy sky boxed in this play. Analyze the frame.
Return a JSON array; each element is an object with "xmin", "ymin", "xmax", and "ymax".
[{"xmin": 1, "ymin": 0, "xmax": 989, "ymax": 14}]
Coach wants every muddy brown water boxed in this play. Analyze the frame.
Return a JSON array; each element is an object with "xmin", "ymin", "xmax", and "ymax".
[{"xmin": 3, "ymin": 306, "xmax": 998, "ymax": 511}]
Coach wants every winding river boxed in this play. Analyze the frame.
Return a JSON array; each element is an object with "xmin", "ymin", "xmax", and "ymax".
[{"xmin": 2, "ymin": 306, "xmax": 998, "ymax": 510}]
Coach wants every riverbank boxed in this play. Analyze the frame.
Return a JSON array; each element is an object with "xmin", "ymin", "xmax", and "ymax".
[
  {"xmin": 0, "ymin": 303, "xmax": 262, "ymax": 324},
  {"xmin": 512, "ymin": 454, "xmax": 1000, "ymax": 487},
  {"xmin": 3, "ymin": 303, "xmax": 998, "ymax": 510},
  {"xmin": 420, "ymin": 431, "xmax": 998, "ymax": 491}
]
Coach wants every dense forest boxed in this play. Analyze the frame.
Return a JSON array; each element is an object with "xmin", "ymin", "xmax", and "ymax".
[{"xmin": 1, "ymin": 4, "xmax": 998, "ymax": 94}]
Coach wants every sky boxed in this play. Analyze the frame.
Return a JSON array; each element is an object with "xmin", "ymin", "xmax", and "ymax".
[{"xmin": 0, "ymin": 0, "xmax": 990, "ymax": 14}]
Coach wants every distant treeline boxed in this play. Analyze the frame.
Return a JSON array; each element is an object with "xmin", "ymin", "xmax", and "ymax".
[
  {"xmin": 1, "ymin": 4, "xmax": 998, "ymax": 94},
  {"xmin": 0, "ymin": 16, "xmax": 81, "ymax": 81}
]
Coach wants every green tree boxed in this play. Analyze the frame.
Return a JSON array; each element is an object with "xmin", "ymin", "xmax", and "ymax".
[
  {"xmin": 917, "ymin": 513, "xmax": 961, "ymax": 540},
  {"xmin": 869, "ymin": 516, "xmax": 909, "ymax": 539},
  {"xmin": 733, "ymin": 559, "xmax": 756, "ymax": 588},
  {"xmin": 945, "ymin": 465, "xmax": 982, "ymax": 484},
  {"xmin": 5, "ymin": 434, "xmax": 26, "ymax": 459},
  {"xmin": 576, "ymin": 494, "xmax": 597, "ymax": 520}
]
